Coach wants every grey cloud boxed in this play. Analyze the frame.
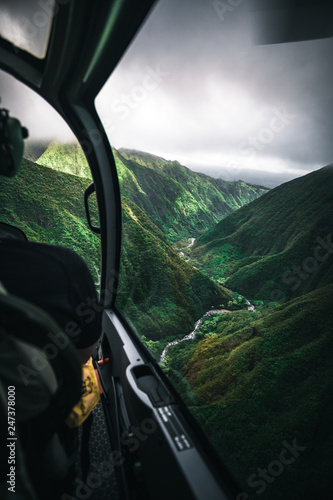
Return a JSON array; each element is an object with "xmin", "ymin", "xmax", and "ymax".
[
  {"xmin": 100, "ymin": 0, "xmax": 333, "ymax": 186},
  {"xmin": 1, "ymin": 0, "xmax": 333, "ymax": 188}
]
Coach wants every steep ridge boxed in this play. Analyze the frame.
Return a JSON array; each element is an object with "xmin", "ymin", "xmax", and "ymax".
[
  {"xmin": 117, "ymin": 148, "xmax": 268, "ymax": 242},
  {"xmin": 192, "ymin": 165, "xmax": 333, "ymax": 302},
  {"xmin": 33, "ymin": 142, "xmax": 268, "ymax": 243},
  {"xmin": 0, "ymin": 157, "xmax": 232, "ymax": 340},
  {"xmin": 161, "ymin": 164, "xmax": 333, "ymax": 499},
  {"xmin": 36, "ymin": 142, "xmax": 92, "ymax": 178}
]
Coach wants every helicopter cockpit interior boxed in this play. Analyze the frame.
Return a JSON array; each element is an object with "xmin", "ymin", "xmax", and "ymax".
[{"xmin": 1, "ymin": 1, "xmax": 333, "ymax": 499}]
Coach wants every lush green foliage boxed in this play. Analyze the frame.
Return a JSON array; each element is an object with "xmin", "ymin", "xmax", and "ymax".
[
  {"xmin": 192, "ymin": 165, "xmax": 333, "ymax": 302},
  {"xmin": 3, "ymin": 142, "xmax": 331, "ymax": 499},
  {"xmin": 116, "ymin": 196, "xmax": 233, "ymax": 339},
  {"xmin": 115, "ymin": 148, "xmax": 268, "ymax": 243},
  {"xmin": 0, "ymin": 158, "xmax": 101, "ymax": 285},
  {"xmin": 0, "ymin": 146, "xmax": 235, "ymax": 340},
  {"xmin": 36, "ymin": 142, "xmax": 92, "ymax": 178},
  {"xmin": 165, "ymin": 285, "xmax": 333, "ymax": 499},
  {"xmin": 154, "ymin": 164, "xmax": 333, "ymax": 499}
]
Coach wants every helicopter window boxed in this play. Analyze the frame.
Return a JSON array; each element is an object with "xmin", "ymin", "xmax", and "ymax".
[
  {"xmin": 0, "ymin": 70, "xmax": 101, "ymax": 288},
  {"xmin": 96, "ymin": 0, "xmax": 333, "ymax": 498},
  {"xmin": 0, "ymin": 0, "xmax": 55, "ymax": 59}
]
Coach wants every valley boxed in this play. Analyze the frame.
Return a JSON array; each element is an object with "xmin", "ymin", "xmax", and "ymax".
[{"xmin": 1, "ymin": 141, "xmax": 332, "ymax": 499}]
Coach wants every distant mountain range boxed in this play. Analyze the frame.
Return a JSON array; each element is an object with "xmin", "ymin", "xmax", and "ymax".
[{"xmin": 25, "ymin": 142, "xmax": 268, "ymax": 243}]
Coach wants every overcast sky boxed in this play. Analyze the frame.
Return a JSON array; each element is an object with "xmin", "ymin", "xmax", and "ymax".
[
  {"xmin": 1, "ymin": 0, "xmax": 333, "ymax": 187},
  {"xmin": 96, "ymin": 0, "xmax": 333, "ymax": 187}
]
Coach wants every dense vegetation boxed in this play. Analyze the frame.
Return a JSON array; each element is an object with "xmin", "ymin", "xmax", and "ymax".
[
  {"xmin": 0, "ymin": 145, "xmax": 234, "ymax": 339},
  {"xmin": 36, "ymin": 142, "xmax": 92, "ymax": 178},
  {"xmin": 191, "ymin": 165, "xmax": 333, "ymax": 302},
  {"xmin": 117, "ymin": 148, "xmax": 268, "ymax": 243},
  {"xmin": 117, "ymin": 196, "xmax": 232, "ymax": 339},
  {"xmin": 3, "ymin": 141, "xmax": 331, "ymax": 499},
  {"xmin": 164, "ymin": 284, "xmax": 333, "ymax": 499},
  {"xmin": 0, "ymin": 158, "xmax": 101, "ymax": 285},
  {"xmin": 159, "ymin": 165, "xmax": 333, "ymax": 499}
]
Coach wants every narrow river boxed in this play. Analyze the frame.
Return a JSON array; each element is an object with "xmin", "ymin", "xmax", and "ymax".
[
  {"xmin": 159, "ymin": 297, "xmax": 255, "ymax": 364},
  {"xmin": 164, "ymin": 238, "xmax": 255, "ymax": 365}
]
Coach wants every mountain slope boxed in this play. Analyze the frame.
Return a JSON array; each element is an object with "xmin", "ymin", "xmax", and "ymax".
[
  {"xmin": 0, "ymin": 158, "xmax": 233, "ymax": 340},
  {"xmin": 24, "ymin": 140, "xmax": 51, "ymax": 162},
  {"xmin": 117, "ymin": 196, "xmax": 233, "ymax": 340},
  {"xmin": 192, "ymin": 165, "xmax": 333, "ymax": 301},
  {"xmin": 165, "ymin": 284, "xmax": 333, "ymax": 499},
  {"xmin": 0, "ymin": 158, "xmax": 100, "ymax": 282},
  {"xmin": 117, "ymin": 148, "xmax": 268, "ymax": 242},
  {"xmin": 36, "ymin": 142, "xmax": 92, "ymax": 178},
  {"xmin": 32, "ymin": 142, "xmax": 268, "ymax": 242}
]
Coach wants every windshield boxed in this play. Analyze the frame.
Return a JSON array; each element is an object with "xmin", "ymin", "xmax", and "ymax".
[
  {"xmin": 96, "ymin": 1, "xmax": 333, "ymax": 498},
  {"xmin": 0, "ymin": 70, "xmax": 101, "ymax": 288}
]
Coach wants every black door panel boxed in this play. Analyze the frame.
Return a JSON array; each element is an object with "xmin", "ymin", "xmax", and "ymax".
[{"xmin": 95, "ymin": 310, "xmax": 233, "ymax": 500}]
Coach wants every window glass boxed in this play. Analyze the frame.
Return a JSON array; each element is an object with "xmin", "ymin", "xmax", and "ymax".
[
  {"xmin": 0, "ymin": 0, "xmax": 55, "ymax": 58},
  {"xmin": 96, "ymin": 1, "xmax": 333, "ymax": 498},
  {"xmin": 0, "ymin": 70, "xmax": 101, "ymax": 288}
]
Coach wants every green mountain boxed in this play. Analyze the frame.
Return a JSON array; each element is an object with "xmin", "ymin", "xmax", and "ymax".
[
  {"xmin": 0, "ymin": 157, "xmax": 232, "ymax": 340},
  {"xmin": 0, "ymin": 158, "xmax": 100, "ymax": 283},
  {"xmin": 117, "ymin": 196, "xmax": 233, "ymax": 340},
  {"xmin": 165, "ymin": 284, "xmax": 333, "ymax": 499},
  {"xmin": 116, "ymin": 148, "xmax": 268, "ymax": 243},
  {"xmin": 158, "ymin": 163, "xmax": 333, "ymax": 499},
  {"xmin": 36, "ymin": 142, "xmax": 92, "ymax": 178},
  {"xmin": 191, "ymin": 165, "xmax": 333, "ymax": 302},
  {"xmin": 33, "ymin": 143, "xmax": 268, "ymax": 244},
  {"xmin": 4, "ymin": 144, "xmax": 332, "ymax": 498}
]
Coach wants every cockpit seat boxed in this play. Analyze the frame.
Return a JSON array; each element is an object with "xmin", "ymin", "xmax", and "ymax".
[
  {"xmin": 0, "ymin": 236, "xmax": 102, "ymax": 364},
  {"xmin": 0, "ymin": 284, "xmax": 82, "ymax": 499}
]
